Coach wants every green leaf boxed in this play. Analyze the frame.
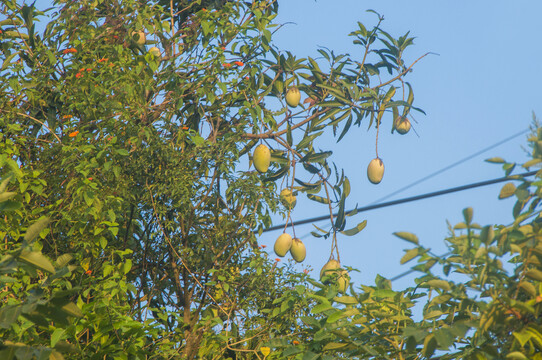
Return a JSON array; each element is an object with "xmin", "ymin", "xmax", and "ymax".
[
  {"xmin": 400, "ymin": 248, "xmax": 419, "ymax": 264},
  {"xmin": 0, "ymin": 305, "xmax": 21, "ymax": 328},
  {"xmin": 24, "ymin": 217, "xmax": 51, "ymax": 243},
  {"xmin": 0, "ymin": 200, "xmax": 22, "ymax": 211},
  {"xmin": 425, "ymin": 279, "xmax": 451, "ymax": 291},
  {"xmin": 486, "ymin": 157, "xmax": 506, "ymax": 164},
  {"xmin": 463, "ymin": 207, "xmax": 473, "ymax": 224},
  {"xmin": 55, "ymin": 254, "xmax": 73, "ymax": 267},
  {"xmin": 283, "ymin": 346, "xmax": 303, "ymax": 356},
  {"xmin": 506, "ymin": 352, "xmax": 528, "ymax": 360},
  {"xmin": 422, "ymin": 334, "xmax": 437, "ymax": 358},
  {"xmin": 513, "ymin": 330, "xmax": 532, "ymax": 348},
  {"xmin": 49, "ymin": 350, "xmax": 65, "ymax": 360},
  {"xmin": 0, "ymin": 174, "xmax": 13, "ymax": 193},
  {"xmin": 372, "ymin": 289, "xmax": 395, "ymax": 298},
  {"xmin": 333, "ymin": 296, "xmax": 358, "ymax": 305},
  {"xmin": 326, "ymin": 309, "xmax": 346, "ymax": 323},
  {"xmin": 61, "ymin": 302, "xmax": 83, "ymax": 318},
  {"xmin": 340, "ymin": 220, "xmax": 367, "ymax": 236},
  {"xmin": 393, "ymin": 231, "xmax": 418, "ymax": 245},
  {"xmin": 51, "ymin": 328, "xmax": 66, "ymax": 348},
  {"xmin": 519, "ymin": 281, "xmax": 536, "ymax": 297},
  {"xmin": 0, "ymin": 191, "xmax": 16, "ymax": 202},
  {"xmin": 311, "ymin": 302, "xmax": 333, "ymax": 314},
  {"xmin": 322, "ymin": 342, "xmax": 348, "ymax": 351},
  {"xmin": 302, "ymin": 151, "xmax": 332, "ymax": 164},
  {"xmin": 18, "ymin": 250, "xmax": 55, "ymax": 273},
  {"xmin": 302, "ymin": 352, "xmax": 320, "ymax": 360},
  {"xmin": 307, "ymin": 194, "xmax": 330, "ymax": 204},
  {"xmin": 525, "ymin": 269, "xmax": 542, "ymax": 281},
  {"xmin": 499, "ymin": 182, "xmax": 516, "ymax": 199},
  {"xmin": 297, "ymin": 131, "xmax": 323, "ymax": 150}
]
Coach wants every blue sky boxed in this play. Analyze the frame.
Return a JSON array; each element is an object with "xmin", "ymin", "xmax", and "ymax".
[{"xmin": 260, "ymin": 1, "xmax": 542, "ymax": 289}]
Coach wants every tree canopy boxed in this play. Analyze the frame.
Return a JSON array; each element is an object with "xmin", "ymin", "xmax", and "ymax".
[{"xmin": 1, "ymin": 1, "xmax": 542, "ymax": 359}]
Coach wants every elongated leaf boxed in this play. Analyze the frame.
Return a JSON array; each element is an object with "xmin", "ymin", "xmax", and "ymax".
[
  {"xmin": 519, "ymin": 281, "xmax": 536, "ymax": 296},
  {"xmin": 463, "ymin": 207, "xmax": 473, "ymax": 224},
  {"xmin": 393, "ymin": 231, "xmax": 419, "ymax": 245},
  {"xmin": 297, "ymin": 131, "xmax": 323, "ymax": 150},
  {"xmin": 372, "ymin": 289, "xmax": 395, "ymax": 298},
  {"xmin": 0, "ymin": 175, "xmax": 13, "ymax": 193},
  {"xmin": 340, "ymin": 220, "xmax": 367, "ymax": 236},
  {"xmin": 55, "ymin": 253, "xmax": 73, "ymax": 267},
  {"xmin": 18, "ymin": 250, "xmax": 55, "ymax": 273},
  {"xmin": 333, "ymin": 296, "xmax": 358, "ymax": 305},
  {"xmin": 323, "ymin": 342, "xmax": 348, "ymax": 351},
  {"xmin": 24, "ymin": 217, "xmax": 51, "ymax": 242},
  {"xmin": 499, "ymin": 183, "xmax": 516, "ymax": 199},
  {"xmin": 0, "ymin": 192, "xmax": 16, "ymax": 202},
  {"xmin": 49, "ymin": 350, "xmax": 65, "ymax": 360},
  {"xmin": 486, "ymin": 157, "xmax": 506, "ymax": 164},
  {"xmin": 425, "ymin": 279, "xmax": 451, "ymax": 291},
  {"xmin": 0, "ymin": 305, "xmax": 22, "ymax": 329},
  {"xmin": 335, "ymin": 194, "xmax": 346, "ymax": 231},
  {"xmin": 239, "ymin": 139, "xmax": 258, "ymax": 156},
  {"xmin": 401, "ymin": 248, "xmax": 419, "ymax": 264},
  {"xmin": 326, "ymin": 310, "xmax": 346, "ymax": 323},
  {"xmin": 307, "ymin": 194, "xmax": 329, "ymax": 204},
  {"xmin": 311, "ymin": 302, "xmax": 333, "ymax": 314},
  {"xmin": 61, "ymin": 302, "xmax": 83, "ymax": 318},
  {"xmin": 302, "ymin": 151, "xmax": 332, "ymax": 164},
  {"xmin": 506, "ymin": 352, "xmax": 528, "ymax": 360}
]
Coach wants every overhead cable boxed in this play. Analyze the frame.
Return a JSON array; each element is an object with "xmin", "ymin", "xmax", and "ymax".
[
  {"xmin": 263, "ymin": 170, "xmax": 538, "ymax": 233},
  {"xmin": 371, "ymin": 128, "xmax": 529, "ymax": 205}
]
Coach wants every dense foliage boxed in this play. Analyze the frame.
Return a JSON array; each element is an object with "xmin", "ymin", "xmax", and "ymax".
[{"xmin": 1, "ymin": 0, "xmax": 541, "ymax": 359}]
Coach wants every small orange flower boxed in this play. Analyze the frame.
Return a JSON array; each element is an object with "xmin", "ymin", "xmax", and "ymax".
[
  {"xmin": 234, "ymin": 61, "xmax": 244, "ymax": 67},
  {"xmin": 88, "ymin": 177, "xmax": 93, "ymax": 181},
  {"xmin": 62, "ymin": 48, "xmax": 77, "ymax": 54},
  {"xmin": 261, "ymin": 245, "xmax": 267, "ymax": 248},
  {"xmin": 85, "ymin": 269, "xmax": 92, "ymax": 275},
  {"xmin": 303, "ymin": 269, "xmax": 309, "ymax": 274},
  {"xmin": 181, "ymin": 126, "xmax": 189, "ymax": 130},
  {"xmin": 201, "ymin": 8, "xmax": 207, "ymax": 11},
  {"xmin": 0, "ymin": 30, "xmax": 3, "ymax": 34},
  {"xmin": 293, "ymin": 340, "xmax": 300, "ymax": 345},
  {"xmin": 86, "ymin": 68, "xmax": 92, "ymax": 72},
  {"xmin": 113, "ymin": 35, "xmax": 119, "ymax": 39},
  {"xmin": 109, "ymin": 63, "xmax": 114, "ymax": 67},
  {"xmin": 75, "ymin": 72, "xmax": 83, "ymax": 78},
  {"xmin": 275, "ymin": 258, "xmax": 280, "ymax": 262},
  {"xmin": 221, "ymin": 46, "xmax": 226, "ymax": 50},
  {"xmin": 222, "ymin": 63, "xmax": 232, "ymax": 68},
  {"xmin": 62, "ymin": 115, "xmax": 72, "ymax": 119},
  {"xmin": 69, "ymin": 130, "xmax": 79, "ymax": 137},
  {"xmin": 98, "ymin": 58, "xmax": 108, "ymax": 63}
]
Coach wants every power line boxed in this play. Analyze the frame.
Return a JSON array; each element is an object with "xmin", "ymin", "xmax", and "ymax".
[
  {"xmin": 263, "ymin": 170, "xmax": 538, "ymax": 233},
  {"xmin": 371, "ymin": 128, "xmax": 529, "ymax": 205}
]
